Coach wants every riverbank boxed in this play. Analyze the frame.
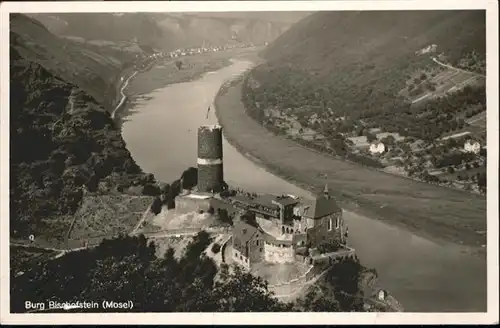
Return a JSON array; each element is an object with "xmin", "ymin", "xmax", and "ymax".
[
  {"xmin": 114, "ymin": 48, "xmax": 260, "ymax": 129},
  {"xmin": 214, "ymin": 77, "xmax": 487, "ymax": 257}
]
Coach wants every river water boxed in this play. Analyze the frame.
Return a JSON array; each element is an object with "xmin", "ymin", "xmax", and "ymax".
[{"xmin": 121, "ymin": 59, "xmax": 487, "ymax": 312}]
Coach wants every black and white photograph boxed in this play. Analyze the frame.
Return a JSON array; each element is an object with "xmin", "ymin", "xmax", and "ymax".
[{"xmin": 1, "ymin": 0, "xmax": 498, "ymax": 325}]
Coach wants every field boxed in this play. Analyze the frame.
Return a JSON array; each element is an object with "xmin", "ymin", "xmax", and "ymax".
[
  {"xmin": 466, "ymin": 111, "xmax": 487, "ymax": 128},
  {"xmin": 214, "ymin": 80, "xmax": 486, "ymax": 250},
  {"xmin": 409, "ymin": 67, "xmax": 485, "ymax": 104},
  {"xmin": 68, "ymin": 194, "xmax": 153, "ymax": 243}
]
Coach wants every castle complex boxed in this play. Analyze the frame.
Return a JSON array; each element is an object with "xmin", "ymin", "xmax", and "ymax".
[{"xmin": 185, "ymin": 124, "xmax": 350, "ymax": 270}]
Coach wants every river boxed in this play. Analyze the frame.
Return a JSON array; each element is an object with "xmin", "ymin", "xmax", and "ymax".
[{"xmin": 121, "ymin": 59, "xmax": 487, "ymax": 312}]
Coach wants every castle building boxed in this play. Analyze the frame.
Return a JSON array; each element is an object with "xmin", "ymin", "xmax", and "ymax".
[
  {"xmin": 232, "ymin": 213, "xmax": 265, "ymax": 270},
  {"xmin": 189, "ymin": 123, "xmax": 349, "ymax": 270},
  {"xmin": 229, "ymin": 184, "xmax": 348, "ymax": 268}
]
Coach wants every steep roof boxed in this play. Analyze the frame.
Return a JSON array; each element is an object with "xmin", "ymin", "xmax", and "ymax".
[
  {"xmin": 233, "ymin": 220, "xmax": 260, "ymax": 245},
  {"xmin": 303, "ymin": 195, "xmax": 342, "ymax": 219},
  {"xmin": 273, "ymin": 196, "xmax": 299, "ymax": 206}
]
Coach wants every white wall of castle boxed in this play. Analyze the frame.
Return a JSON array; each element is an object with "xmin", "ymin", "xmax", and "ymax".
[
  {"xmin": 232, "ymin": 248, "xmax": 251, "ymax": 270},
  {"xmin": 264, "ymin": 242, "xmax": 295, "ymax": 264}
]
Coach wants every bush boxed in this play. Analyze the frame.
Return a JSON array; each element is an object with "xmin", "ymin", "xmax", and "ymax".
[
  {"xmin": 217, "ymin": 208, "xmax": 233, "ymax": 226},
  {"xmin": 316, "ymin": 240, "xmax": 341, "ymax": 254},
  {"xmin": 150, "ymin": 197, "xmax": 162, "ymax": 215},
  {"xmin": 211, "ymin": 243, "xmax": 221, "ymax": 254},
  {"xmin": 142, "ymin": 183, "xmax": 161, "ymax": 196}
]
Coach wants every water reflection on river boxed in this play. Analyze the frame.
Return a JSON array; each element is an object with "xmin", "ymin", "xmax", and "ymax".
[{"xmin": 121, "ymin": 60, "xmax": 486, "ymax": 312}]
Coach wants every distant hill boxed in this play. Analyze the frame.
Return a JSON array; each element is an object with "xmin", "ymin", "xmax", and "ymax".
[
  {"xmin": 28, "ymin": 13, "xmax": 182, "ymax": 51},
  {"xmin": 261, "ymin": 10, "xmax": 485, "ymax": 72},
  {"xmin": 11, "ymin": 13, "xmax": 138, "ymax": 108},
  {"xmin": 28, "ymin": 12, "xmax": 308, "ymax": 51},
  {"xmin": 246, "ymin": 10, "xmax": 485, "ymax": 123}
]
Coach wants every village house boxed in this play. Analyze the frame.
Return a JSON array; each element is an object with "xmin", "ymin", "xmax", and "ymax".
[
  {"xmin": 369, "ymin": 141, "xmax": 386, "ymax": 154},
  {"xmin": 464, "ymin": 139, "xmax": 481, "ymax": 154}
]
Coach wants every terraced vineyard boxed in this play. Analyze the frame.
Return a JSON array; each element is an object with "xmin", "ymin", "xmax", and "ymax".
[{"xmin": 68, "ymin": 194, "xmax": 153, "ymax": 242}]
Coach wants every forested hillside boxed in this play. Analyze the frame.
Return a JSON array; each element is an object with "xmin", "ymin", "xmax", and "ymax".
[
  {"xmin": 9, "ymin": 46, "xmax": 148, "ymax": 240},
  {"xmin": 10, "ymin": 13, "xmax": 138, "ymax": 109},
  {"xmin": 250, "ymin": 10, "xmax": 485, "ymax": 122},
  {"xmin": 241, "ymin": 10, "xmax": 486, "ymax": 191},
  {"xmin": 29, "ymin": 13, "xmax": 181, "ymax": 52},
  {"xmin": 9, "ymin": 14, "xmax": 157, "ymax": 243}
]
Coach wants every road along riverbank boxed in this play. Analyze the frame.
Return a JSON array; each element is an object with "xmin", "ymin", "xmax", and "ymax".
[
  {"xmin": 120, "ymin": 59, "xmax": 486, "ymax": 312},
  {"xmin": 112, "ymin": 48, "xmax": 259, "ymax": 129}
]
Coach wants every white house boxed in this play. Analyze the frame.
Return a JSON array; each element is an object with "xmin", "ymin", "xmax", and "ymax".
[
  {"xmin": 369, "ymin": 141, "xmax": 386, "ymax": 154},
  {"xmin": 464, "ymin": 140, "xmax": 481, "ymax": 154}
]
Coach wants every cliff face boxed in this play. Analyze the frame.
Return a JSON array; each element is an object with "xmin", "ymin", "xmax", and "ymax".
[{"xmin": 9, "ymin": 15, "xmax": 147, "ymax": 242}]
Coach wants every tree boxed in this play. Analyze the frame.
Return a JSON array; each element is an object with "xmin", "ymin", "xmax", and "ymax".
[
  {"xmin": 217, "ymin": 208, "xmax": 233, "ymax": 226},
  {"xmin": 477, "ymin": 172, "xmax": 486, "ymax": 193},
  {"xmin": 325, "ymin": 256, "xmax": 365, "ymax": 312},
  {"xmin": 365, "ymin": 132, "xmax": 377, "ymax": 143},
  {"xmin": 142, "ymin": 183, "xmax": 161, "ymax": 196},
  {"xmin": 150, "ymin": 197, "xmax": 162, "ymax": 215},
  {"xmin": 447, "ymin": 166, "xmax": 455, "ymax": 174},
  {"xmin": 180, "ymin": 167, "xmax": 198, "ymax": 190},
  {"xmin": 446, "ymin": 138, "xmax": 458, "ymax": 148},
  {"xmin": 381, "ymin": 135, "xmax": 396, "ymax": 146},
  {"xmin": 210, "ymin": 264, "xmax": 291, "ymax": 312}
]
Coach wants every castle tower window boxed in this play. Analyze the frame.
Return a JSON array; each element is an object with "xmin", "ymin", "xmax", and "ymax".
[
  {"xmin": 335, "ymin": 217, "xmax": 340, "ymax": 229},
  {"xmin": 328, "ymin": 218, "xmax": 332, "ymax": 231},
  {"xmin": 282, "ymin": 226, "xmax": 285, "ymax": 234}
]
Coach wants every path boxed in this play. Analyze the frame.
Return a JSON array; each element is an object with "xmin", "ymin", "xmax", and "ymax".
[
  {"xmin": 50, "ymin": 88, "xmax": 76, "ymax": 135},
  {"xmin": 272, "ymin": 266, "xmax": 330, "ymax": 300},
  {"xmin": 111, "ymin": 70, "xmax": 138, "ymax": 119},
  {"xmin": 12, "ymin": 223, "xmax": 226, "ymax": 262},
  {"xmin": 130, "ymin": 208, "xmax": 151, "ymax": 235},
  {"xmin": 431, "ymin": 57, "xmax": 485, "ymax": 77},
  {"xmin": 412, "ymin": 58, "xmax": 483, "ymax": 105},
  {"xmin": 466, "ymin": 111, "xmax": 486, "ymax": 124}
]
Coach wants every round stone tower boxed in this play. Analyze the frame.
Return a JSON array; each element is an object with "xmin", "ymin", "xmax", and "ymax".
[{"xmin": 197, "ymin": 125, "xmax": 224, "ymax": 193}]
